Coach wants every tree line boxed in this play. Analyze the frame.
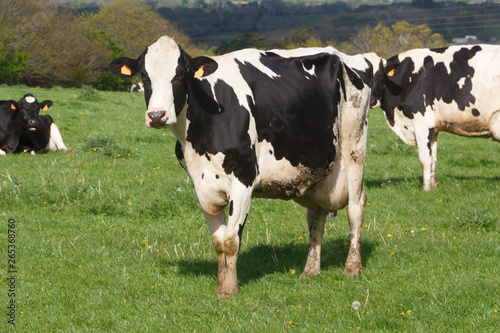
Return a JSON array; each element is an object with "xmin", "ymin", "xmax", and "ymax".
[{"xmin": 0, "ymin": 0, "xmax": 448, "ymax": 90}]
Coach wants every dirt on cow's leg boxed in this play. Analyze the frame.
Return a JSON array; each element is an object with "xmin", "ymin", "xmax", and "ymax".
[
  {"xmin": 217, "ymin": 234, "xmax": 239, "ymax": 298},
  {"xmin": 300, "ymin": 207, "xmax": 326, "ymax": 279},
  {"xmin": 344, "ymin": 247, "xmax": 362, "ymax": 276}
]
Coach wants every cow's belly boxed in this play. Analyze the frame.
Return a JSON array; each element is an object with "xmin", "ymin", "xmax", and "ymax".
[{"xmin": 434, "ymin": 101, "xmax": 495, "ymax": 137}]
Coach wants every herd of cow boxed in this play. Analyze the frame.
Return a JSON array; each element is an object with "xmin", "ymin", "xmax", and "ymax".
[{"xmin": 3, "ymin": 36, "xmax": 499, "ymax": 298}]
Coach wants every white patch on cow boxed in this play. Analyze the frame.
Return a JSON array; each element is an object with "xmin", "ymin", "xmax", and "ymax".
[
  {"xmin": 25, "ymin": 96, "xmax": 36, "ymax": 103},
  {"xmin": 46, "ymin": 123, "xmax": 68, "ymax": 151},
  {"xmin": 389, "ymin": 107, "xmax": 416, "ymax": 146},
  {"xmin": 144, "ymin": 36, "xmax": 181, "ymax": 125},
  {"xmin": 303, "ymin": 64, "xmax": 315, "ymax": 77},
  {"xmin": 457, "ymin": 77, "xmax": 467, "ymax": 89},
  {"xmin": 0, "ymin": 149, "xmax": 6, "ymax": 155}
]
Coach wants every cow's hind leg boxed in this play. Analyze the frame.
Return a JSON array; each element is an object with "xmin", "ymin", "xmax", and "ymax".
[
  {"xmin": 344, "ymin": 188, "xmax": 366, "ymax": 276},
  {"xmin": 300, "ymin": 207, "xmax": 326, "ymax": 279}
]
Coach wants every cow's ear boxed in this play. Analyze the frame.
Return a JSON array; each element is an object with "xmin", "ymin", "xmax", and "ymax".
[
  {"xmin": 386, "ymin": 65, "xmax": 401, "ymax": 77},
  {"xmin": 9, "ymin": 101, "xmax": 17, "ymax": 110},
  {"xmin": 109, "ymin": 57, "xmax": 139, "ymax": 78},
  {"xmin": 40, "ymin": 100, "xmax": 53, "ymax": 111},
  {"xmin": 187, "ymin": 56, "xmax": 218, "ymax": 79}
]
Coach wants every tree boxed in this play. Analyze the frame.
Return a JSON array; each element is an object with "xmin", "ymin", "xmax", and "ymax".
[
  {"xmin": 84, "ymin": 0, "xmax": 197, "ymax": 58},
  {"xmin": 337, "ymin": 21, "xmax": 449, "ymax": 59}
]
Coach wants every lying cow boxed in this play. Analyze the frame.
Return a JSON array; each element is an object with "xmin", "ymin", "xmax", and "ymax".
[
  {"xmin": 110, "ymin": 36, "xmax": 372, "ymax": 297},
  {"xmin": 371, "ymin": 45, "xmax": 500, "ymax": 191},
  {"xmin": 0, "ymin": 100, "xmax": 22, "ymax": 155},
  {"xmin": 12, "ymin": 94, "xmax": 71, "ymax": 154},
  {"xmin": 130, "ymin": 82, "xmax": 144, "ymax": 93}
]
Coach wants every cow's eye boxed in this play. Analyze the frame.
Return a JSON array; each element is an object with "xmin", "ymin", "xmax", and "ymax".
[{"xmin": 172, "ymin": 72, "xmax": 185, "ymax": 82}]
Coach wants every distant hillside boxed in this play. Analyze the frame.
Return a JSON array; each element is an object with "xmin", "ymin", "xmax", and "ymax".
[{"xmin": 62, "ymin": 0, "xmax": 500, "ymax": 46}]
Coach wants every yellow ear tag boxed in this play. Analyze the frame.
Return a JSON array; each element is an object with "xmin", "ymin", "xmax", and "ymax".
[
  {"xmin": 387, "ymin": 68, "xmax": 395, "ymax": 77},
  {"xmin": 194, "ymin": 66, "xmax": 204, "ymax": 78},
  {"xmin": 43, "ymin": 105, "xmax": 49, "ymax": 111},
  {"xmin": 10, "ymin": 104, "xmax": 16, "ymax": 110},
  {"xmin": 121, "ymin": 65, "xmax": 132, "ymax": 76}
]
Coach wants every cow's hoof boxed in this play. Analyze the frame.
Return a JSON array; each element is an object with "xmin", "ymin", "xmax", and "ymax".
[
  {"xmin": 300, "ymin": 269, "xmax": 321, "ymax": 279},
  {"xmin": 344, "ymin": 266, "xmax": 362, "ymax": 277},
  {"xmin": 66, "ymin": 148, "xmax": 78, "ymax": 154}
]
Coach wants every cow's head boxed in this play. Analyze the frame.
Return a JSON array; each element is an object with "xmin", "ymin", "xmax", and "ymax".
[
  {"xmin": 109, "ymin": 36, "xmax": 218, "ymax": 129},
  {"xmin": 370, "ymin": 59, "xmax": 404, "ymax": 108},
  {"xmin": 0, "ymin": 100, "xmax": 18, "ymax": 116},
  {"xmin": 17, "ymin": 94, "xmax": 52, "ymax": 131}
]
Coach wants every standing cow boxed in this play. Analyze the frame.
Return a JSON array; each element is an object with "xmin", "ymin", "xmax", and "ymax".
[
  {"xmin": 110, "ymin": 36, "xmax": 372, "ymax": 298},
  {"xmin": 371, "ymin": 45, "xmax": 500, "ymax": 191}
]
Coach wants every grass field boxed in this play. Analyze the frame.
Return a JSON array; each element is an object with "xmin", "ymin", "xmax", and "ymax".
[{"xmin": 1, "ymin": 84, "xmax": 499, "ymax": 332}]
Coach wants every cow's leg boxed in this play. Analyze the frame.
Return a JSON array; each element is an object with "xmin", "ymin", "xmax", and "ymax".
[
  {"xmin": 300, "ymin": 206, "xmax": 326, "ymax": 279},
  {"xmin": 344, "ymin": 186, "xmax": 366, "ymax": 276},
  {"xmin": 203, "ymin": 210, "xmax": 227, "ymax": 292},
  {"xmin": 46, "ymin": 123, "xmax": 68, "ymax": 151},
  {"xmin": 415, "ymin": 125, "xmax": 438, "ymax": 191},
  {"xmin": 490, "ymin": 111, "xmax": 500, "ymax": 141},
  {"xmin": 218, "ymin": 183, "xmax": 252, "ymax": 298}
]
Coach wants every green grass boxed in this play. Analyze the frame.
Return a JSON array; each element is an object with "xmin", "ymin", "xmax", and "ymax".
[{"xmin": 1, "ymin": 85, "xmax": 499, "ymax": 331}]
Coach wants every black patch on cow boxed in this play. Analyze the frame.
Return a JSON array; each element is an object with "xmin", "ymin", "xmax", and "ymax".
[
  {"xmin": 185, "ymin": 76, "xmax": 258, "ymax": 187},
  {"xmin": 174, "ymin": 141, "xmax": 185, "ymax": 169},
  {"xmin": 379, "ymin": 45, "xmax": 482, "ymax": 124},
  {"xmin": 346, "ymin": 65, "xmax": 372, "ymax": 90},
  {"xmin": 235, "ymin": 52, "xmax": 341, "ymax": 173},
  {"xmin": 471, "ymin": 108, "xmax": 480, "ymax": 117},
  {"xmin": 431, "ymin": 47, "xmax": 448, "ymax": 54},
  {"xmin": 228, "ymin": 200, "xmax": 234, "ymax": 216},
  {"xmin": 215, "ymin": 174, "xmax": 219, "ymax": 179},
  {"xmin": 205, "ymin": 153, "xmax": 211, "ymax": 161},
  {"xmin": 237, "ymin": 214, "xmax": 248, "ymax": 253},
  {"xmin": 427, "ymin": 127, "xmax": 435, "ymax": 156}
]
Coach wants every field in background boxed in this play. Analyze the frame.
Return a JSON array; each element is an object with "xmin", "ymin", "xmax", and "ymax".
[{"xmin": 0, "ymin": 85, "xmax": 498, "ymax": 331}]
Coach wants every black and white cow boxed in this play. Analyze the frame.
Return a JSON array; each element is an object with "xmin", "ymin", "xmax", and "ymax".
[
  {"xmin": 371, "ymin": 45, "xmax": 500, "ymax": 191},
  {"xmin": 0, "ymin": 100, "xmax": 22, "ymax": 155},
  {"xmin": 110, "ymin": 36, "xmax": 372, "ymax": 298},
  {"xmin": 15, "ymin": 94, "xmax": 71, "ymax": 154}
]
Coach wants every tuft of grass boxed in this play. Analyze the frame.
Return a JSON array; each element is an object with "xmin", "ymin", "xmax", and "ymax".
[
  {"xmin": 81, "ymin": 136, "xmax": 132, "ymax": 158},
  {"xmin": 77, "ymin": 85, "xmax": 102, "ymax": 101},
  {"xmin": 454, "ymin": 210, "xmax": 497, "ymax": 231}
]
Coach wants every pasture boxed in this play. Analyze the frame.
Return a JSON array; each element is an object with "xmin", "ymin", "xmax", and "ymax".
[{"xmin": 0, "ymin": 84, "xmax": 498, "ymax": 331}]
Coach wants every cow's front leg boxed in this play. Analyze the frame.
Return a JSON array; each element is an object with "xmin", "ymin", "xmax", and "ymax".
[
  {"xmin": 415, "ymin": 126, "xmax": 438, "ymax": 191},
  {"xmin": 300, "ymin": 207, "xmax": 326, "ymax": 279},
  {"xmin": 203, "ymin": 210, "xmax": 227, "ymax": 292},
  {"xmin": 218, "ymin": 183, "xmax": 253, "ymax": 298}
]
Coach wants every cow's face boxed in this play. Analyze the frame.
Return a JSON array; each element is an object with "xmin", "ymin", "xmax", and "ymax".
[
  {"xmin": 17, "ymin": 94, "xmax": 52, "ymax": 131},
  {"xmin": 110, "ymin": 37, "xmax": 218, "ymax": 129}
]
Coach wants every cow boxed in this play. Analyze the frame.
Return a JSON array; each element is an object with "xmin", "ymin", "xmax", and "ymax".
[
  {"xmin": 130, "ymin": 82, "xmax": 144, "ymax": 93},
  {"xmin": 371, "ymin": 45, "xmax": 500, "ymax": 191},
  {"xmin": 109, "ymin": 36, "xmax": 372, "ymax": 298},
  {"xmin": 15, "ymin": 94, "xmax": 72, "ymax": 154},
  {"xmin": 0, "ymin": 100, "xmax": 22, "ymax": 155}
]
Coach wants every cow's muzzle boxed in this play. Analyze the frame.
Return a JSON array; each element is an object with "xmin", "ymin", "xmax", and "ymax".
[
  {"xmin": 146, "ymin": 110, "xmax": 168, "ymax": 128},
  {"xmin": 27, "ymin": 119, "xmax": 39, "ymax": 131}
]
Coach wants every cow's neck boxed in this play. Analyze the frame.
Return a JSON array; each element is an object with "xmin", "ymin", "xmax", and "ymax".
[{"xmin": 169, "ymin": 106, "xmax": 188, "ymax": 148}]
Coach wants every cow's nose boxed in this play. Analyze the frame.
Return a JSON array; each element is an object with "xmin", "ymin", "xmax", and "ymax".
[
  {"xmin": 28, "ymin": 119, "xmax": 39, "ymax": 129},
  {"xmin": 146, "ymin": 111, "xmax": 168, "ymax": 127}
]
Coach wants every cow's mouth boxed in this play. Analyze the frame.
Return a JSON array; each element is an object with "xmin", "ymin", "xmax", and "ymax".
[{"xmin": 28, "ymin": 127, "xmax": 37, "ymax": 131}]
